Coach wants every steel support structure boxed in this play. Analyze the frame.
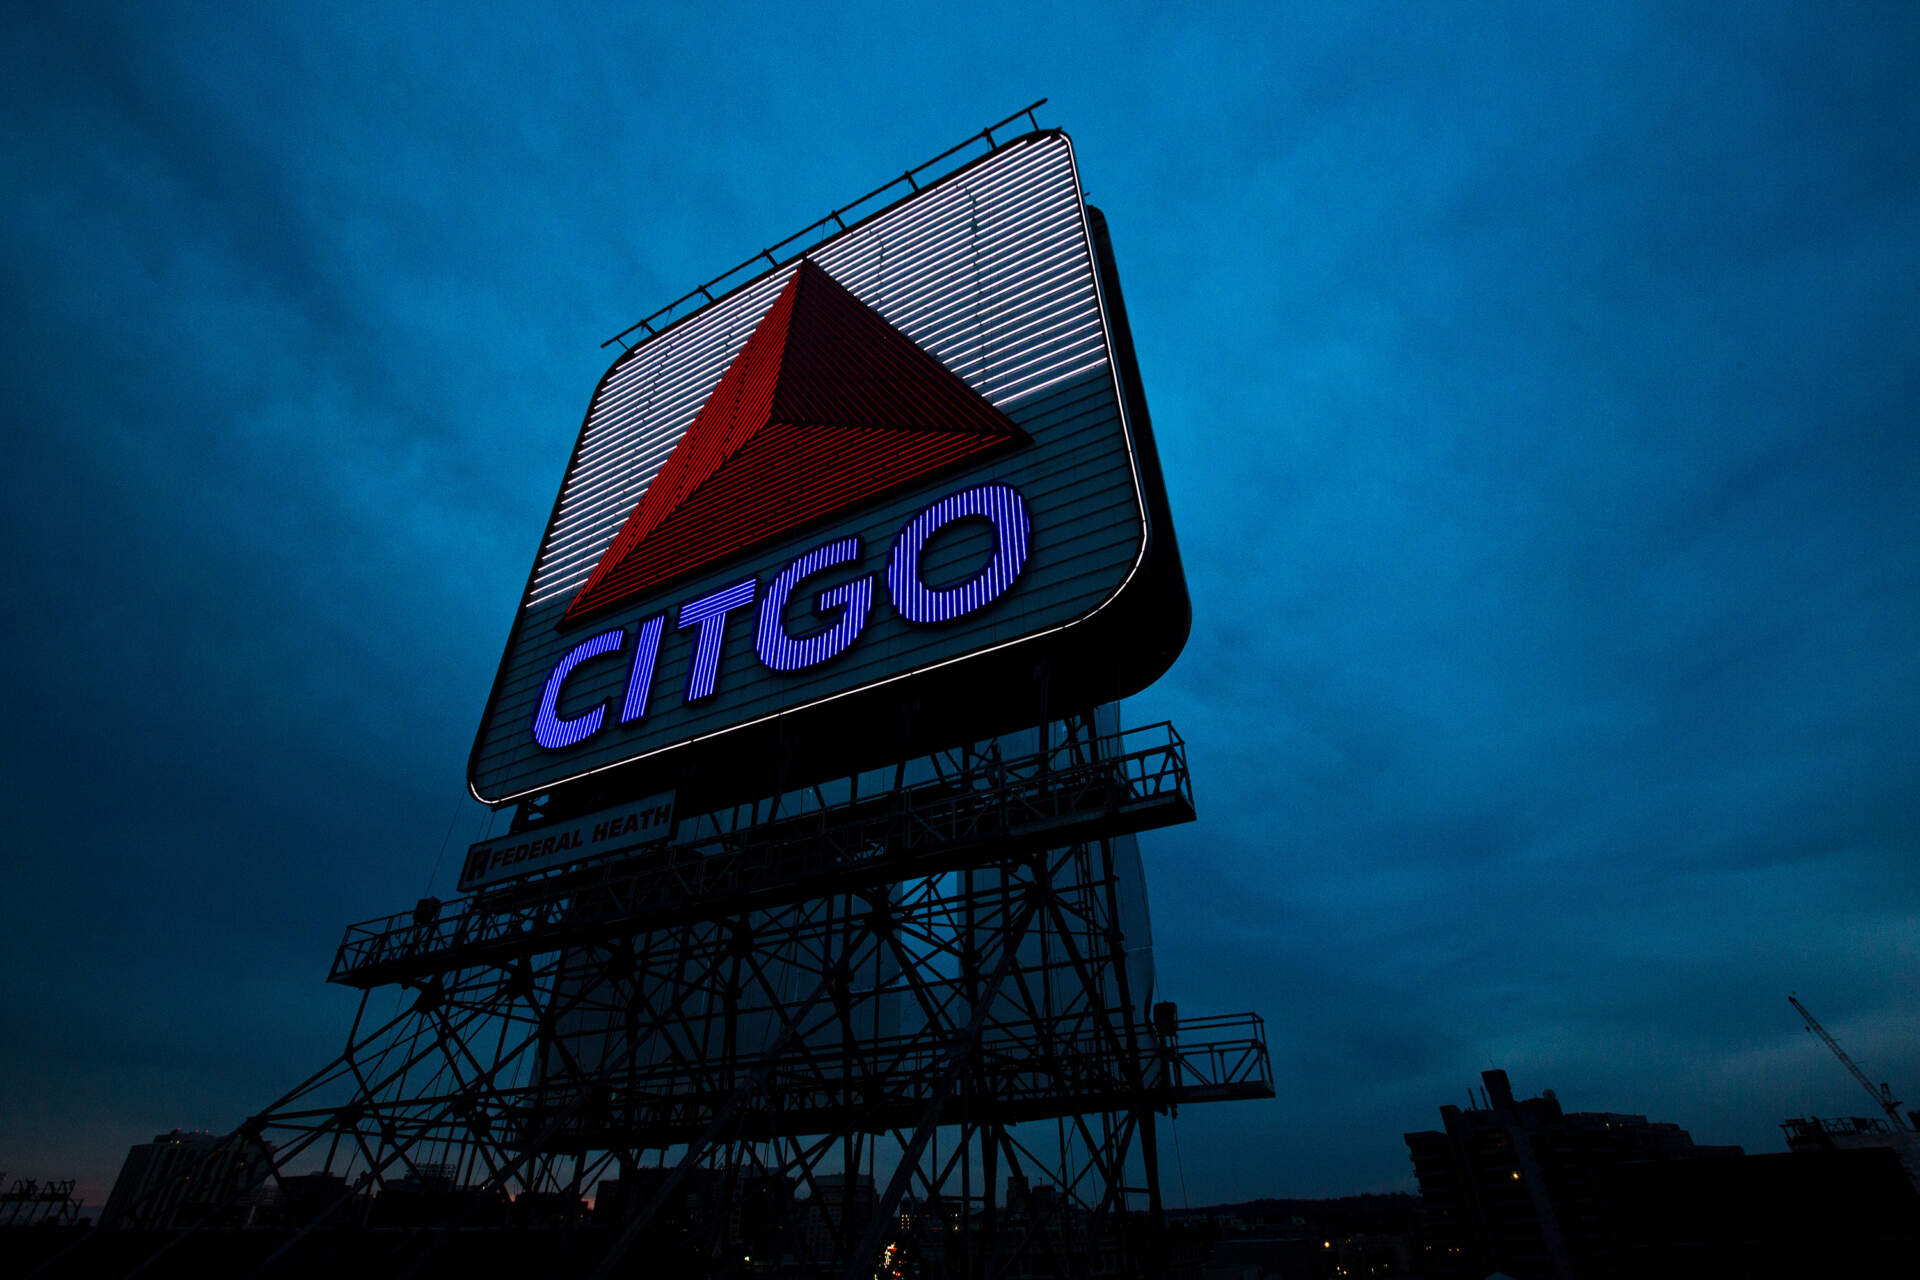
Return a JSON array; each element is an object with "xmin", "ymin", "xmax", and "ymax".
[
  {"xmin": 1, "ymin": 1179, "xmax": 83, "ymax": 1228},
  {"xmin": 99, "ymin": 718, "xmax": 1270, "ymax": 1279}
]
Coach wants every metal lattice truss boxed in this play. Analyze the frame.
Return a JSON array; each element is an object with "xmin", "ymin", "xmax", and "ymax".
[
  {"xmin": 334, "ymin": 722, "xmax": 1197, "ymax": 989},
  {"xmin": 115, "ymin": 717, "xmax": 1271, "ymax": 1279},
  {"xmin": 2, "ymin": 1178, "xmax": 83, "ymax": 1227}
]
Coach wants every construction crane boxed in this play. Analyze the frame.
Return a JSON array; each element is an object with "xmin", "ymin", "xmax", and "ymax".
[{"xmin": 1788, "ymin": 994, "xmax": 1912, "ymax": 1131}]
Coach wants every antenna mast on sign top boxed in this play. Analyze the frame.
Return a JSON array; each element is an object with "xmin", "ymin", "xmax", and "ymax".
[{"xmin": 1788, "ymin": 993, "xmax": 1913, "ymax": 1131}]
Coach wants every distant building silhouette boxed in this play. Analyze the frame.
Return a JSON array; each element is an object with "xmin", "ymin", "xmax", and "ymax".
[
  {"xmin": 1403, "ymin": 1068, "xmax": 1739, "ymax": 1279},
  {"xmin": 1780, "ymin": 1113, "xmax": 1920, "ymax": 1191},
  {"xmin": 1171, "ymin": 1193, "xmax": 1419, "ymax": 1280},
  {"xmin": 1604, "ymin": 1146, "xmax": 1919, "ymax": 1277},
  {"xmin": 98, "ymin": 1129, "xmax": 272, "ymax": 1230},
  {"xmin": 0, "ymin": 1176, "xmax": 84, "ymax": 1227},
  {"xmin": 795, "ymin": 1172, "xmax": 877, "ymax": 1262}
]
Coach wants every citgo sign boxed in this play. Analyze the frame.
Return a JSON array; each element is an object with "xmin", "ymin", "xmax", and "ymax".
[{"xmin": 469, "ymin": 131, "xmax": 1187, "ymax": 809}]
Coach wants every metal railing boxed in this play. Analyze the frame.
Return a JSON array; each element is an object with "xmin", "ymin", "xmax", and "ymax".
[
  {"xmin": 602, "ymin": 100, "xmax": 1049, "ymax": 351},
  {"xmin": 256, "ymin": 1011, "xmax": 1271, "ymax": 1150},
  {"xmin": 1156, "ymin": 1012, "xmax": 1275, "ymax": 1107},
  {"xmin": 331, "ymin": 722, "xmax": 1192, "ymax": 988}
]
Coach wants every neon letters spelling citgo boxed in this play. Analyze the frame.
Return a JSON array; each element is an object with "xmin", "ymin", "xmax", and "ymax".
[{"xmin": 532, "ymin": 483, "xmax": 1031, "ymax": 752}]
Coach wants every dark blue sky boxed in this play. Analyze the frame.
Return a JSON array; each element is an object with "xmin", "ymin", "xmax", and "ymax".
[{"xmin": 4, "ymin": 2, "xmax": 1916, "ymax": 1207}]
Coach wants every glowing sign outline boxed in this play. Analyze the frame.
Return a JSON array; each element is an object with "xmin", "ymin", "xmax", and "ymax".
[{"xmin": 471, "ymin": 132, "xmax": 1162, "ymax": 806}]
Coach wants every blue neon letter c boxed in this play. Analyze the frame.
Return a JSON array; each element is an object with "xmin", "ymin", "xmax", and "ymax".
[{"xmin": 532, "ymin": 628, "xmax": 627, "ymax": 750}]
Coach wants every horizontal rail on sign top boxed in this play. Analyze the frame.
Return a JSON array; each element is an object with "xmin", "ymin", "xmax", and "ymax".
[
  {"xmin": 602, "ymin": 99, "xmax": 1050, "ymax": 351},
  {"xmin": 328, "ymin": 719, "xmax": 1191, "ymax": 989}
]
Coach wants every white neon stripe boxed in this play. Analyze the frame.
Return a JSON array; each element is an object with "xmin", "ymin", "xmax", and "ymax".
[{"xmin": 524, "ymin": 136, "xmax": 1104, "ymax": 606}]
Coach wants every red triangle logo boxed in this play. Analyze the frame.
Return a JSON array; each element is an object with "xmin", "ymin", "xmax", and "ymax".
[{"xmin": 562, "ymin": 259, "xmax": 1026, "ymax": 626}]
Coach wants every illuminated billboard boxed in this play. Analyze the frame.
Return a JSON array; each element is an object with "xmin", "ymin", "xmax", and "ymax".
[{"xmin": 470, "ymin": 131, "xmax": 1187, "ymax": 808}]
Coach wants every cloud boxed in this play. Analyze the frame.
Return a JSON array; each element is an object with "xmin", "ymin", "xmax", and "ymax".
[{"xmin": 3, "ymin": 0, "xmax": 1917, "ymax": 1207}]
